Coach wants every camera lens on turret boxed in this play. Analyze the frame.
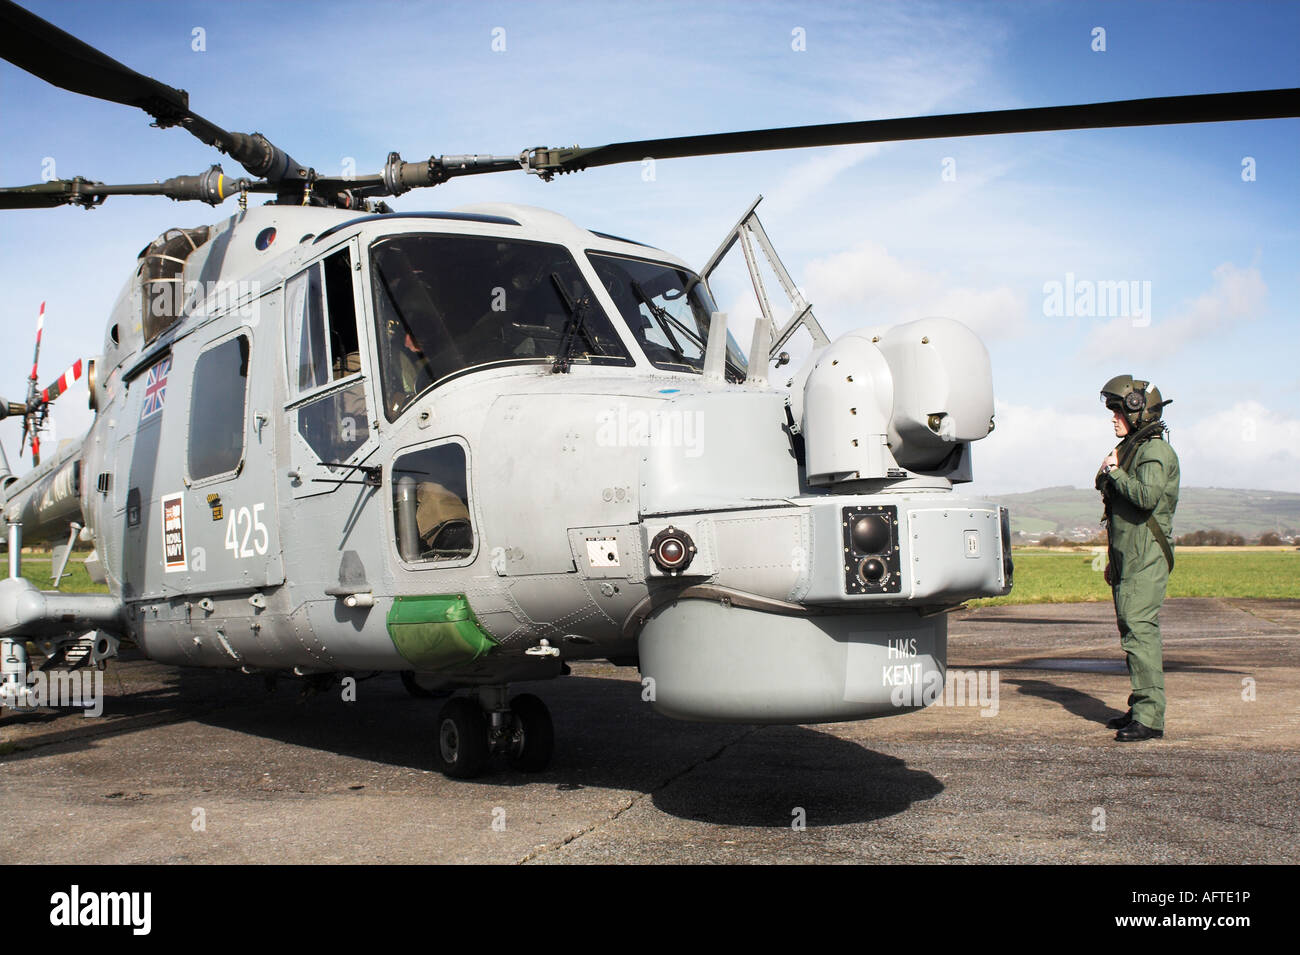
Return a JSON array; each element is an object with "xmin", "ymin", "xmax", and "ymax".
[
  {"xmin": 858, "ymin": 557, "xmax": 886, "ymax": 583},
  {"xmin": 851, "ymin": 515, "xmax": 890, "ymax": 554}
]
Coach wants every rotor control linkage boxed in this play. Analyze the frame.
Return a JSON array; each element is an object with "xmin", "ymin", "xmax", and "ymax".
[
  {"xmin": 0, "ymin": 165, "xmax": 272, "ymax": 210},
  {"xmin": 377, "ymin": 151, "xmax": 525, "ymax": 196}
]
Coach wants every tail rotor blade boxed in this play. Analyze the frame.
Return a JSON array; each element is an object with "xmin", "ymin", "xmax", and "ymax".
[
  {"xmin": 39, "ymin": 359, "xmax": 84, "ymax": 404},
  {"xmin": 30, "ymin": 300, "xmax": 44, "ymax": 383}
]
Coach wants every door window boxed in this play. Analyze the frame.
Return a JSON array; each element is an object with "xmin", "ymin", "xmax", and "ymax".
[
  {"xmin": 188, "ymin": 334, "xmax": 250, "ymax": 481},
  {"xmin": 285, "ymin": 246, "xmax": 371, "ymax": 463}
]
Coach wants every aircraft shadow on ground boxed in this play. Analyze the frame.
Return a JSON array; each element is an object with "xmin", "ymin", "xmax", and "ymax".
[
  {"xmin": 645, "ymin": 726, "xmax": 945, "ymax": 827},
  {"xmin": 3, "ymin": 665, "xmax": 944, "ymax": 827}
]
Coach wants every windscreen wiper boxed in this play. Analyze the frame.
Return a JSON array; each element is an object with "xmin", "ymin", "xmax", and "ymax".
[
  {"xmin": 631, "ymin": 279, "xmax": 686, "ymax": 355},
  {"xmin": 630, "ymin": 280, "xmax": 745, "ymax": 381},
  {"xmin": 550, "ymin": 272, "xmax": 603, "ymax": 373}
]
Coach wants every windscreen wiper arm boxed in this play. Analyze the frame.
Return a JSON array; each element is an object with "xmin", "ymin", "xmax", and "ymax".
[
  {"xmin": 630, "ymin": 280, "xmax": 745, "ymax": 381},
  {"xmin": 550, "ymin": 272, "xmax": 603, "ymax": 373},
  {"xmin": 631, "ymin": 279, "xmax": 686, "ymax": 354}
]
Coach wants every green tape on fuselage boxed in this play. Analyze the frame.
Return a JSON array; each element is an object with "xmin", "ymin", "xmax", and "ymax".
[{"xmin": 386, "ymin": 594, "xmax": 497, "ymax": 669}]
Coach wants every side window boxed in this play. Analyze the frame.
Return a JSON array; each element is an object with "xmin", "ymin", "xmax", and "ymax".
[
  {"xmin": 189, "ymin": 334, "xmax": 250, "ymax": 481},
  {"xmin": 294, "ymin": 263, "xmax": 327, "ymax": 389},
  {"xmin": 392, "ymin": 443, "xmax": 473, "ymax": 563},
  {"xmin": 324, "ymin": 249, "xmax": 361, "ymax": 378},
  {"xmin": 285, "ymin": 247, "xmax": 371, "ymax": 462}
]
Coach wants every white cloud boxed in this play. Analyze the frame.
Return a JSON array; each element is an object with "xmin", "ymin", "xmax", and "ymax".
[
  {"xmin": 968, "ymin": 398, "xmax": 1115, "ymax": 495},
  {"xmin": 765, "ymin": 144, "xmax": 883, "ymax": 217},
  {"xmin": 967, "ymin": 398, "xmax": 1300, "ymax": 495},
  {"xmin": 802, "ymin": 240, "xmax": 1029, "ymax": 340},
  {"xmin": 1079, "ymin": 262, "xmax": 1267, "ymax": 362},
  {"xmin": 1173, "ymin": 400, "xmax": 1300, "ymax": 493}
]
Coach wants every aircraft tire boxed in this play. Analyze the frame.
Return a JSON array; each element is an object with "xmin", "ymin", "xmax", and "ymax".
[
  {"xmin": 507, "ymin": 693, "xmax": 554, "ymax": 773},
  {"xmin": 435, "ymin": 697, "xmax": 489, "ymax": 779}
]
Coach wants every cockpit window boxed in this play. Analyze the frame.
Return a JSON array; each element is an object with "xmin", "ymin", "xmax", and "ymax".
[
  {"xmin": 587, "ymin": 252, "xmax": 748, "ymax": 381},
  {"xmin": 370, "ymin": 234, "xmax": 634, "ymax": 421}
]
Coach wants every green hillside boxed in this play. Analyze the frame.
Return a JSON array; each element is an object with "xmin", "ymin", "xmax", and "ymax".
[{"xmin": 992, "ymin": 486, "xmax": 1300, "ymax": 540}]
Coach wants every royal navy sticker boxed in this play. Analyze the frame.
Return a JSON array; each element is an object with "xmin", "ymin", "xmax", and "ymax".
[
  {"xmin": 139, "ymin": 355, "xmax": 171, "ymax": 421},
  {"xmin": 161, "ymin": 493, "xmax": 187, "ymax": 573}
]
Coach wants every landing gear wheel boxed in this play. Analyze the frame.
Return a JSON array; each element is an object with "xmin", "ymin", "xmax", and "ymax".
[
  {"xmin": 401, "ymin": 670, "xmax": 450, "ymax": 700},
  {"xmin": 507, "ymin": 693, "xmax": 554, "ymax": 773},
  {"xmin": 435, "ymin": 697, "xmax": 489, "ymax": 779}
]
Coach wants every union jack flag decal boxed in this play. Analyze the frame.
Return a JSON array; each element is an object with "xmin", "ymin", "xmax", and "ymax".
[{"xmin": 140, "ymin": 356, "xmax": 171, "ymax": 421}]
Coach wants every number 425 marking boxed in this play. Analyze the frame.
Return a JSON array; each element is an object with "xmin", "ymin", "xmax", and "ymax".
[{"xmin": 224, "ymin": 503, "xmax": 270, "ymax": 558}]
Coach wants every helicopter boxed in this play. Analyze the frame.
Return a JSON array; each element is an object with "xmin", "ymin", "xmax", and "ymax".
[{"xmin": 0, "ymin": 0, "xmax": 1296, "ymax": 778}]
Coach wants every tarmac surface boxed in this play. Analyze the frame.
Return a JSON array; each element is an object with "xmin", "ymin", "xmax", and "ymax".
[{"xmin": 1, "ymin": 597, "xmax": 1297, "ymax": 864}]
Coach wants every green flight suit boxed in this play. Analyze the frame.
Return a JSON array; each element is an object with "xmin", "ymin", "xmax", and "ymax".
[{"xmin": 1100, "ymin": 434, "xmax": 1180, "ymax": 731}]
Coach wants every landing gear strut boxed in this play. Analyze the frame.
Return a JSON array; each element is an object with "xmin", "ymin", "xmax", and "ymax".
[{"xmin": 434, "ymin": 688, "xmax": 553, "ymax": 779}]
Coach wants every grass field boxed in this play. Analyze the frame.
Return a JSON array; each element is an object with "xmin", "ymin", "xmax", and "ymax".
[
  {"xmin": 3, "ymin": 549, "xmax": 1295, "ymax": 607},
  {"xmin": 0, "ymin": 556, "xmax": 109, "ymax": 594},
  {"xmin": 969, "ymin": 547, "xmax": 1300, "ymax": 606}
]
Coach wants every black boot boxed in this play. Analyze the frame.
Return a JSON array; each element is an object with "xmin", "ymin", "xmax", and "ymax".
[
  {"xmin": 1106, "ymin": 710, "xmax": 1133, "ymax": 729},
  {"xmin": 1115, "ymin": 721, "xmax": 1163, "ymax": 742}
]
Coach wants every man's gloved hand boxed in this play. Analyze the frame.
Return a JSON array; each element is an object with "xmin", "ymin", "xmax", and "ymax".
[{"xmin": 1104, "ymin": 562, "xmax": 1112, "ymax": 586}]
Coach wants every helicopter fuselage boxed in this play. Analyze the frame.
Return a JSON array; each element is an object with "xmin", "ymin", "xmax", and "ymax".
[{"xmin": 6, "ymin": 201, "xmax": 1011, "ymax": 725}]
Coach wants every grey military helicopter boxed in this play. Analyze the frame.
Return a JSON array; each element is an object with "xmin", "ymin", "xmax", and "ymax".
[{"xmin": 1, "ymin": 0, "xmax": 1295, "ymax": 777}]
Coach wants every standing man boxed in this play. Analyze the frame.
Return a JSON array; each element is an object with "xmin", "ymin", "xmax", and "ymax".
[{"xmin": 1096, "ymin": 376, "xmax": 1180, "ymax": 742}]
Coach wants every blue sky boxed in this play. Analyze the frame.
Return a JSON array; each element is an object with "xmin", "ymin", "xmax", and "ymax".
[{"xmin": 1, "ymin": 0, "xmax": 1297, "ymax": 493}]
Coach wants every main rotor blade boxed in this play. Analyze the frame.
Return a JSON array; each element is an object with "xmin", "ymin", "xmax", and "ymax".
[
  {"xmin": 0, "ymin": 1, "xmax": 217, "ymax": 136},
  {"xmin": 530, "ymin": 88, "xmax": 1300, "ymax": 174},
  {"xmin": 0, "ymin": 0, "xmax": 307, "ymax": 184}
]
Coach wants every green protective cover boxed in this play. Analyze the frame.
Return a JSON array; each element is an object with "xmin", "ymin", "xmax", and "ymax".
[{"xmin": 386, "ymin": 594, "xmax": 497, "ymax": 669}]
